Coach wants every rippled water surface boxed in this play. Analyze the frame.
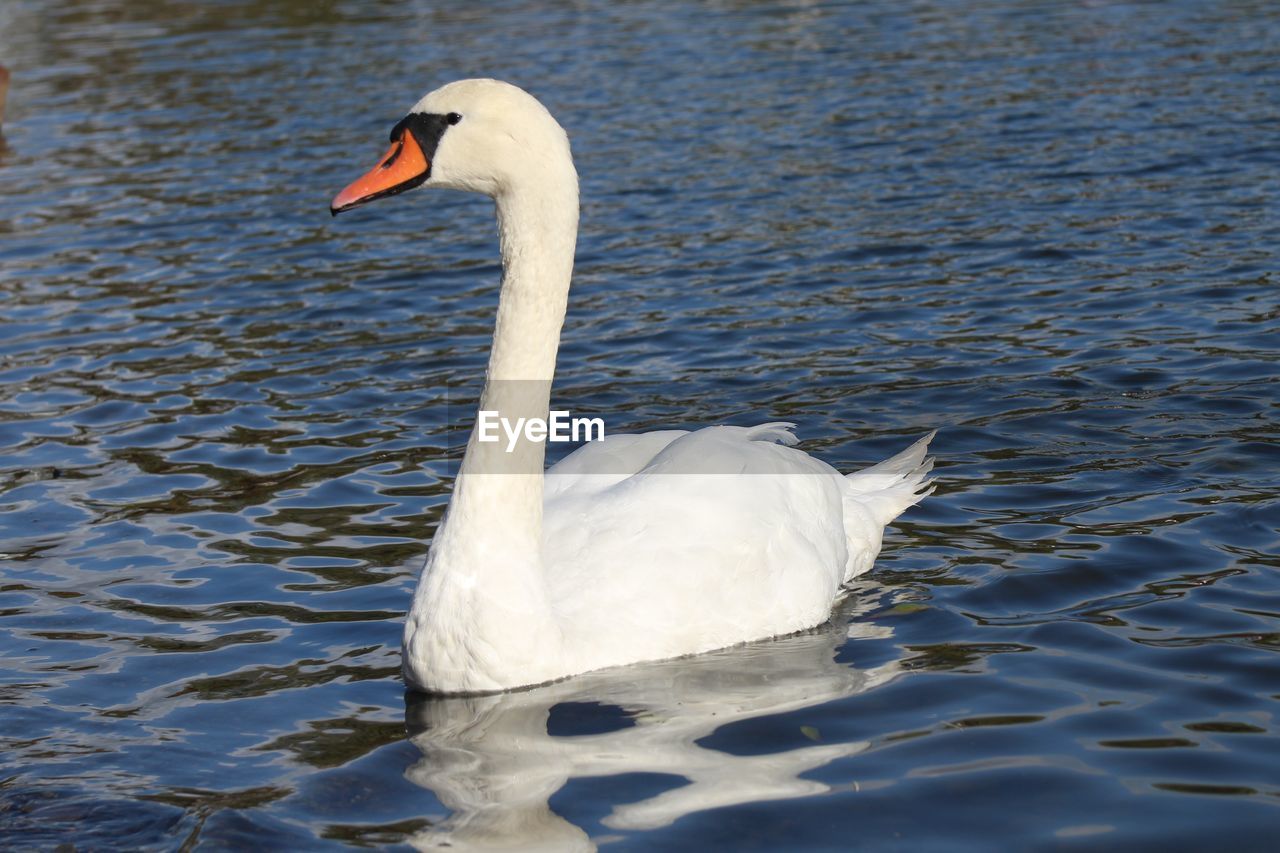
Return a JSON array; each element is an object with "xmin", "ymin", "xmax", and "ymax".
[{"xmin": 2, "ymin": 0, "xmax": 1279, "ymax": 848}]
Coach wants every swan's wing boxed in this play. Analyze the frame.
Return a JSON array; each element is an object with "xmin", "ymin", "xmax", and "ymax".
[
  {"xmin": 541, "ymin": 426, "xmax": 936, "ymax": 671},
  {"xmin": 542, "ymin": 424, "xmax": 851, "ymax": 669},
  {"xmin": 544, "ymin": 430, "xmax": 689, "ymax": 499},
  {"xmin": 637, "ymin": 423, "xmax": 832, "ymax": 476}
]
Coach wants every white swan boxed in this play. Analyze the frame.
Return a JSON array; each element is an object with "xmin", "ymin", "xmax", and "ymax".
[{"xmin": 331, "ymin": 79, "xmax": 934, "ymax": 694}]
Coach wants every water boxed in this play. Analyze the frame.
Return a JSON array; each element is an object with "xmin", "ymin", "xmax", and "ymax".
[{"xmin": 1, "ymin": 0, "xmax": 1278, "ymax": 848}]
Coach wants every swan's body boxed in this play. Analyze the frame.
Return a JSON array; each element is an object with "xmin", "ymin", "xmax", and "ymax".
[{"xmin": 331, "ymin": 79, "xmax": 934, "ymax": 694}]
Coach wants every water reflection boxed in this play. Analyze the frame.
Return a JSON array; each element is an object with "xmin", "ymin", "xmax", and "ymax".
[{"xmin": 403, "ymin": 595, "xmax": 898, "ymax": 850}]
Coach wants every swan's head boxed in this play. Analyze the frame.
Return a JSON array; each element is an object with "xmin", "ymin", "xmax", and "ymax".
[{"xmin": 331, "ymin": 78, "xmax": 575, "ymax": 215}]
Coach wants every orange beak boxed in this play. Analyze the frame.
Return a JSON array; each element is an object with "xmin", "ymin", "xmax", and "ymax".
[{"xmin": 330, "ymin": 129, "xmax": 430, "ymax": 215}]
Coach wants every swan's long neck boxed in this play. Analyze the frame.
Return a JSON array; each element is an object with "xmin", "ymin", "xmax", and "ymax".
[
  {"xmin": 405, "ymin": 160, "xmax": 579, "ymax": 693},
  {"xmin": 465, "ymin": 182, "xmax": 579, "ymax": 483}
]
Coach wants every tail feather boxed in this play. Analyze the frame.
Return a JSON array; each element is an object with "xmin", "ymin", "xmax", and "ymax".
[
  {"xmin": 845, "ymin": 430, "xmax": 936, "ymax": 528},
  {"xmin": 839, "ymin": 430, "xmax": 936, "ymax": 581}
]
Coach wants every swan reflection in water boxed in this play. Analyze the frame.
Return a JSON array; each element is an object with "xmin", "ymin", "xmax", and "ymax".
[{"xmin": 402, "ymin": 591, "xmax": 900, "ymax": 850}]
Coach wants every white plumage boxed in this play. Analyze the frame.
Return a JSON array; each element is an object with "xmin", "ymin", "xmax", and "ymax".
[{"xmin": 332, "ymin": 79, "xmax": 934, "ymax": 694}]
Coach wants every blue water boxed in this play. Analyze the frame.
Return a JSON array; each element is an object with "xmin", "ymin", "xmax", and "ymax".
[{"xmin": 2, "ymin": 0, "xmax": 1278, "ymax": 848}]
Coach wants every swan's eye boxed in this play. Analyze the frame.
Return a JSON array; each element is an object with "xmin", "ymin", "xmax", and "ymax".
[{"xmin": 446, "ymin": 112, "xmax": 462, "ymax": 126}]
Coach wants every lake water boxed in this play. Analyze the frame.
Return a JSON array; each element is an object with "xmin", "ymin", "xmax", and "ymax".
[{"xmin": 2, "ymin": 0, "xmax": 1278, "ymax": 848}]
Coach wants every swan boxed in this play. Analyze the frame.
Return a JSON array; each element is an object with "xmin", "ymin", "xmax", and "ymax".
[{"xmin": 330, "ymin": 79, "xmax": 934, "ymax": 694}]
